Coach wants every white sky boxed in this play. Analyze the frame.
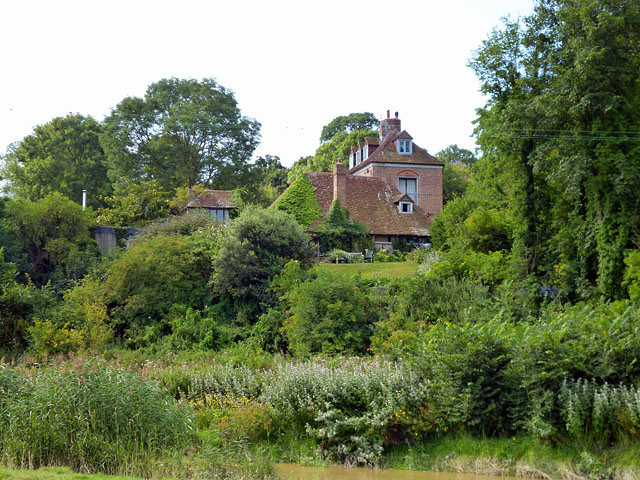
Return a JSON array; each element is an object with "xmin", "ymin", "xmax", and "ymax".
[{"xmin": 0, "ymin": 0, "xmax": 534, "ymax": 167}]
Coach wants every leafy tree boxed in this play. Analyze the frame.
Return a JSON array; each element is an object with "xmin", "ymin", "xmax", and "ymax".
[
  {"xmin": 101, "ymin": 78, "xmax": 261, "ymax": 191},
  {"xmin": 288, "ymin": 129, "xmax": 378, "ymax": 183},
  {"xmin": 469, "ymin": 0, "xmax": 640, "ymax": 299},
  {"xmin": 436, "ymin": 144, "xmax": 477, "ymax": 167},
  {"xmin": 1, "ymin": 114, "xmax": 111, "ymax": 208},
  {"xmin": 231, "ymin": 155, "xmax": 289, "ymax": 208},
  {"xmin": 320, "ymin": 112, "xmax": 378, "ymax": 143},
  {"xmin": 6, "ymin": 192, "xmax": 97, "ymax": 287},
  {"xmin": 97, "ymin": 179, "xmax": 171, "ymax": 226},
  {"xmin": 211, "ymin": 206, "xmax": 314, "ymax": 315}
]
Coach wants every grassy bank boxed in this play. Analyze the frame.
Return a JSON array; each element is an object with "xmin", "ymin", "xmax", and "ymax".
[{"xmin": 315, "ymin": 260, "xmax": 418, "ymax": 279}]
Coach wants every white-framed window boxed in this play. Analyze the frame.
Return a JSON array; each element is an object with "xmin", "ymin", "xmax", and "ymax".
[
  {"xmin": 399, "ymin": 201, "xmax": 413, "ymax": 213},
  {"xmin": 397, "ymin": 139, "xmax": 412, "ymax": 154},
  {"xmin": 398, "ymin": 177, "xmax": 418, "ymax": 204},
  {"xmin": 349, "ymin": 153, "xmax": 354, "ymax": 169},
  {"xmin": 356, "ymin": 150, "xmax": 361, "ymax": 165},
  {"xmin": 362, "ymin": 145, "xmax": 368, "ymax": 161}
]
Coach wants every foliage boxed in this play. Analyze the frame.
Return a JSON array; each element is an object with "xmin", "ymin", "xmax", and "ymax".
[
  {"xmin": 470, "ymin": 0, "xmax": 640, "ymax": 300},
  {"xmin": 5, "ymin": 192, "xmax": 97, "ymax": 288},
  {"xmin": 231, "ymin": 155, "xmax": 289, "ymax": 209},
  {"xmin": 319, "ymin": 112, "xmax": 378, "ymax": 143},
  {"xmin": 1, "ymin": 114, "xmax": 112, "ymax": 208},
  {"xmin": 0, "ymin": 251, "xmax": 58, "ymax": 353},
  {"xmin": 261, "ymin": 359, "xmax": 434, "ymax": 466},
  {"xmin": 559, "ymin": 378, "xmax": 640, "ymax": 445},
  {"xmin": 169, "ymin": 184, "xmax": 209, "ymax": 213},
  {"xmin": 101, "ymin": 77, "xmax": 260, "ymax": 191},
  {"xmin": 622, "ymin": 250, "xmax": 640, "ymax": 301},
  {"xmin": 283, "ymin": 272, "xmax": 381, "ymax": 356},
  {"xmin": 97, "ymin": 233, "xmax": 214, "ymax": 341},
  {"xmin": 0, "ymin": 363, "xmax": 193, "ymax": 475},
  {"xmin": 316, "ymin": 200, "xmax": 371, "ymax": 253},
  {"xmin": 140, "ymin": 210, "xmax": 220, "ymax": 238},
  {"xmin": 414, "ymin": 318, "xmax": 517, "ymax": 436},
  {"xmin": 273, "ymin": 174, "xmax": 322, "ymax": 228},
  {"xmin": 97, "ymin": 179, "xmax": 171, "ymax": 226},
  {"xmin": 510, "ymin": 301, "xmax": 640, "ymax": 439},
  {"xmin": 442, "ymin": 162, "xmax": 471, "ymax": 204},
  {"xmin": 435, "ymin": 144, "xmax": 477, "ymax": 167},
  {"xmin": 288, "ymin": 129, "xmax": 378, "ymax": 183},
  {"xmin": 211, "ymin": 206, "xmax": 314, "ymax": 317}
]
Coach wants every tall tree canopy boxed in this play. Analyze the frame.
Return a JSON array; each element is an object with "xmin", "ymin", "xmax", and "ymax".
[
  {"xmin": 469, "ymin": 0, "xmax": 640, "ymax": 299},
  {"xmin": 101, "ymin": 78, "xmax": 261, "ymax": 191},
  {"xmin": 319, "ymin": 112, "xmax": 378, "ymax": 143},
  {"xmin": 1, "ymin": 114, "xmax": 111, "ymax": 208}
]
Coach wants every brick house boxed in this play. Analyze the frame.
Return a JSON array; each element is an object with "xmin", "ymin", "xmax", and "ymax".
[{"xmin": 280, "ymin": 112, "xmax": 444, "ymax": 251}]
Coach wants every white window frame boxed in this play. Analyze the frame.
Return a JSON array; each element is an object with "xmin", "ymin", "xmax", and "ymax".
[
  {"xmin": 349, "ymin": 153, "xmax": 354, "ymax": 169},
  {"xmin": 398, "ymin": 176, "xmax": 418, "ymax": 204},
  {"xmin": 355, "ymin": 150, "xmax": 361, "ymax": 165},
  {"xmin": 362, "ymin": 145, "xmax": 368, "ymax": 161},
  {"xmin": 399, "ymin": 201, "xmax": 413, "ymax": 213},
  {"xmin": 397, "ymin": 139, "xmax": 413, "ymax": 154}
]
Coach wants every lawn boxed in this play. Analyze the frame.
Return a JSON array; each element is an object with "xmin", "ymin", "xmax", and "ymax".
[{"xmin": 315, "ymin": 260, "xmax": 418, "ymax": 279}]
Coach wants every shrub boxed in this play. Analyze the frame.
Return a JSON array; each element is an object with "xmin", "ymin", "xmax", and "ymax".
[
  {"xmin": 510, "ymin": 301, "xmax": 640, "ymax": 438},
  {"xmin": 260, "ymin": 359, "xmax": 434, "ymax": 466},
  {"xmin": 212, "ymin": 206, "xmax": 313, "ymax": 313},
  {"xmin": 413, "ymin": 318, "xmax": 518, "ymax": 436},
  {"xmin": 283, "ymin": 272, "xmax": 381, "ymax": 356}
]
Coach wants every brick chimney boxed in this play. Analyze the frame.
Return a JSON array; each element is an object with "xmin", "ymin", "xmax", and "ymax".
[
  {"xmin": 333, "ymin": 160, "xmax": 347, "ymax": 206},
  {"xmin": 380, "ymin": 110, "xmax": 401, "ymax": 139}
]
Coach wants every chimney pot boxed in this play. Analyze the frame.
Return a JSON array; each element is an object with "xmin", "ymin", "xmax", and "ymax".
[
  {"xmin": 387, "ymin": 110, "xmax": 390, "ymax": 119},
  {"xmin": 395, "ymin": 111, "xmax": 399, "ymax": 119}
]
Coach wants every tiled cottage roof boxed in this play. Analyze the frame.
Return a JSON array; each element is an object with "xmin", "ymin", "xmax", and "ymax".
[
  {"xmin": 349, "ymin": 131, "xmax": 443, "ymax": 174},
  {"xmin": 306, "ymin": 172, "xmax": 432, "ymax": 237},
  {"xmin": 186, "ymin": 190, "xmax": 236, "ymax": 209}
]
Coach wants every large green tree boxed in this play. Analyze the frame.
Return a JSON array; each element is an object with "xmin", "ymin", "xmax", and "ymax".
[
  {"xmin": 101, "ymin": 78, "xmax": 261, "ymax": 191},
  {"xmin": 319, "ymin": 112, "xmax": 378, "ymax": 143},
  {"xmin": 1, "ymin": 114, "xmax": 111, "ymax": 208},
  {"xmin": 469, "ymin": 0, "xmax": 640, "ymax": 299}
]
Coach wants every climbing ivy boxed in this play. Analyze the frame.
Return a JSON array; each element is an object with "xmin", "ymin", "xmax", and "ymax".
[{"xmin": 274, "ymin": 174, "xmax": 323, "ymax": 228}]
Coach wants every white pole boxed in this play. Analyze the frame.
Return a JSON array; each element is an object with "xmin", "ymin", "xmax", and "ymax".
[{"xmin": 82, "ymin": 190, "xmax": 87, "ymax": 210}]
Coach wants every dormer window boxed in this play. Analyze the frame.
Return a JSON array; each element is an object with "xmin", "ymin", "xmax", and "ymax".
[
  {"xmin": 355, "ymin": 150, "xmax": 361, "ymax": 165},
  {"xmin": 349, "ymin": 153, "xmax": 354, "ymax": 169},
  {"xmin": 362, "ymin": 145, "xmax": 368, "ymax": 161},
  {"xmin": 397, "ymin": 139, "xmax": 412, "ymax": 154},
  {"xmin": 399, "ymin": 201, "xmax": 413, "ymax": 213}
]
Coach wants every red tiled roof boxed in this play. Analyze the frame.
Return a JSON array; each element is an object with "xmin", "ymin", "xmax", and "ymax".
[
  {"xmin": 349, "ymin": 130, "xmax": 443, "ymax": 174},
  {"xmin": 186, "ymin": 190, "xmax": 236, "ymax": 209},
  {"xmin": 306, "ymin": 172, "xmax": 433, "ymax": 236}
]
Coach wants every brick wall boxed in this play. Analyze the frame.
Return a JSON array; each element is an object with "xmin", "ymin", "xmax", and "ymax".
[{"xmin": 369, "ymin": 164, "xmax": 443, "ymax": 214}]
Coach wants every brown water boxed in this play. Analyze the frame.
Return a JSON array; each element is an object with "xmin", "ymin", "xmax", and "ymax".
[{"xmin": 275, "ymin": 463, "xmax": 520, "ymax": 480}]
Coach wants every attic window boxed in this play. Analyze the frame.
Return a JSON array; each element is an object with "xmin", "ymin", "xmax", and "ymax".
[
  {"xmin": 362, "ymin": 145, "xmax": 368, "ymax": 161},
  {"xmin": 397, "ymin": 139, "xmax": 412, "ymax": 154},
  {"xmin": 399, "ymin": 201, "xmax": 413, "ymax": 213},
  {"xmin": 355, "ymin": 150, "xmax": 361, "ymax": 165}
]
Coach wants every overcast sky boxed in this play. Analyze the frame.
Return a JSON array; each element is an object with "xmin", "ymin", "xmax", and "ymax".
[{"xmin": 0, "ymin": 0, "xmax": 534, "ymax": 167}]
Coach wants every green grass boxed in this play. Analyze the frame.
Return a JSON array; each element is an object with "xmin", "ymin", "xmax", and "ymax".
[
  {"xmin": 0, "ymin": 467, "xmax": 151, "ymax": 480},
  {"xmin": 315, "ymin": 260, "xmax": 418, "ymax": 279}
]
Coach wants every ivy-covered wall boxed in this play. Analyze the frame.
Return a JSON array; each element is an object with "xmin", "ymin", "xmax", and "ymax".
[{"xmin": 273, "ymin": 174, "xmax": 322, "ymax": 228}]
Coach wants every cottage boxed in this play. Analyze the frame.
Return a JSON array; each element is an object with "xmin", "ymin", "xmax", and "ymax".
[
  {"xmin": 277, "ymin": 112, "xmax": 444, "ymax": 251},
  {"xmin": 185, "ymin": 189, "xmax": 237, "ymax": 221}
]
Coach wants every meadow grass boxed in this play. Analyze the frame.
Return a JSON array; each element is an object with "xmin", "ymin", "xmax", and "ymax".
[
  {"xmin": 0, "ymin": 466, "xmax": 151, "ymax": 480},
  {"xmin": 315, "ymin": 260, "xmax": 418, "ymax": 279}
]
